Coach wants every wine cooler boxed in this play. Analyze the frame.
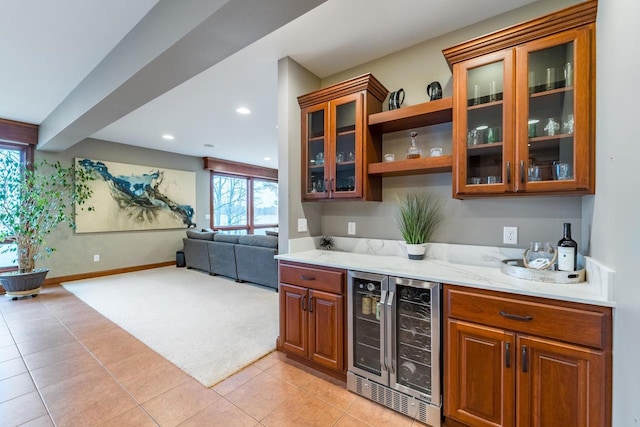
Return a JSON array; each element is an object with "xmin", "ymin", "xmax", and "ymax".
[{"xmin": 347, "ymin": 271, "xmax": 441, "ymax": 426}]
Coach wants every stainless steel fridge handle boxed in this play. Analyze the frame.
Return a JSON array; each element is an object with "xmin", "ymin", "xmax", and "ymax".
[
  {"xmin": 380, "ymin": 290, "xmax": 387, "ymax": 304},
  {"xmin": 386, "ymin": 291, "xmax": 395, "ymax": 374}
]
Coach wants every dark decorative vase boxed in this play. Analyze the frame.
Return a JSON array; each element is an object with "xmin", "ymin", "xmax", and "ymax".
[{"xmin": 0, "ymin": 268, "xmax": 49, "ymax": 299}]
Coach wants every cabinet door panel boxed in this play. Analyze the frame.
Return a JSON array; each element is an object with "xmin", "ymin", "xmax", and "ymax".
[
  {"xmin": 308, "ymin": 289, "xmax": 344, "ymax": 371},
  {"xmin": 445, "ymin": 319, "xmax": 515, "ymax": 427},
  {"xmin": 454, "ymin": 49, "xmax": 515, "ymax": 197},
  {"xmin": 279, "ymin": 284, "xmax": 308, "ymax": 358},
  {"xmin": 515, "ymin": 26, "xmax": 593, "ymax": 193},
  {"xmin": 301, "ymin": 104, "xmax": 330, "ymax": 200},
  {"xmin": 517, "ymin": 335, "xmax": 606, "ymax": 427},
  {"xmin": 329, "ymin": 93, "xmax": 363, "ymax": 199}
]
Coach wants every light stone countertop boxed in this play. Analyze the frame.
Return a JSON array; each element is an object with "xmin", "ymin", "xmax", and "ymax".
[{"xmin": 276, "ymin": 239, "xmax": 615, "ymax": 307}]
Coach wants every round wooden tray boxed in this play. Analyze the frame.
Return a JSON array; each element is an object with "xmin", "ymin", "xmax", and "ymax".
[{"xmin": 500, "ymin": 259, "xmax": 585, "ymax": 284}]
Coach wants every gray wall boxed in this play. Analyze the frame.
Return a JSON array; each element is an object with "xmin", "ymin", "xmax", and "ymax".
[
  {"xmin": 36, "ymin": 138, "xmax": 210, "ymax": 278},
  {"xmin": 592, "ymin": 0, "xmax": 640, "ymax": 424},
  {"xmin": 285, "ymin": 0, "xmax": 583, "ymax": 251}
]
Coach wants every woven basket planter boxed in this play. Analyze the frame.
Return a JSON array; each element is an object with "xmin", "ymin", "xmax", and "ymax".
[{"xmin": 0, "ymin": 268, "xmax": 48, "ymax": 298}]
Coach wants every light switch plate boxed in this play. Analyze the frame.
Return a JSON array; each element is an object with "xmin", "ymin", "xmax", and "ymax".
[{"xmin": 297, "ymin": 218, "xmax": 307, "ymax": 232}]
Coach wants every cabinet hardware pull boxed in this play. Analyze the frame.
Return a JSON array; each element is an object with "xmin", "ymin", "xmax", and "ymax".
[
  {"xmin": 505, "ymin": 342, "xmax": 511, "ymax": 368},
  {"xmin": 506, "ymin": 162, "xmax": 511, "ymax": 184},
  {"xmin": 500, "ymin": 311, "xmax": 533, "ymax": 321},
  {"xmin": 330, "ymin": 178, "xmax": 335, "ymax": 192},
  {"xmin": 324, "ymin": 179, "xmax": 329, "ymax": 195},
  {"xmin": 308, "ymin": 296, "xmax": 313, "ymax": 313},
  {"xmin": 300, "ymin": 275, "xmax": 316, "ymax": 281},
  {"xmin": 521, "ymin": 345, "xmax": 528, "ymax": 373},
  {"xmin": 520, "ymin": 160, "xmax": 525, "ymax": 184},
  {"xmin": 301, "ymin": 296, "xmax": 306, "ymax": 311}
]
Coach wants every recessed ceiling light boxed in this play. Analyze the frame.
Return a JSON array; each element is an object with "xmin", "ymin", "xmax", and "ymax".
[
  {"xmin": 204, "ymin": 144, "xmax": 216, "ymax": 148},
  {"xmin": 263, "ymin": 157, "xmax": 271, "ymax": 161},
  {"xmin": 236, "ymin": 107, "xmax": 251, "ymax": 115},
  {"xmin": 162, "ymin": 134, "xmax": 175, "ymax": 140}
]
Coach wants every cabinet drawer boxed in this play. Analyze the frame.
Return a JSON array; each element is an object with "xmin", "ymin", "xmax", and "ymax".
[
  {"xmin": 279, "ymin": 263, "xmax": 345, "ymax": 294},
  {"xmin": 445, "ymin": 285, "xmax": 610, "ymax": 349}
]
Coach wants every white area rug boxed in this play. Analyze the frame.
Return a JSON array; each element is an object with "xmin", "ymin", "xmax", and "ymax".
[{"xmin": 62, "ymin": 267, "xmax": 279, "ymax": 387}]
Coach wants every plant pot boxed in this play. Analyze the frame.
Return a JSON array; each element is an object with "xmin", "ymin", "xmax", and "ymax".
[
  {"xmin": 0, "ymin": 268, "xmax": 48, "ymax": 299},
  {"xmin": 406, "ymin": 243, "xmax": 426, "ymax": 260}
]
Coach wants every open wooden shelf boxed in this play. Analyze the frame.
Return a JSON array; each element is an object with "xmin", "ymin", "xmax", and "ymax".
[
  {"xmin": 368, "ymin": 97, "xmax": 453, "ymax": 133},
  {"xmin": 368, "ymin": 155, "xmax": 453, "ymax": 177}
]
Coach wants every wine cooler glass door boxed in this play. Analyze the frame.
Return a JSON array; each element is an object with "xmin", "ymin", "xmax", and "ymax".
[
  {"xmin": 347, "ymin": 271, "xmax": 389, "ymax": 386},
  {"xmin": 390, "ymin": 278, "xmax": 441, "ymax": 405}
]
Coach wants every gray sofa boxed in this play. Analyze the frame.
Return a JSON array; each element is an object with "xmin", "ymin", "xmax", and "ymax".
[{"xmin": 182, "ymin": 230, "xmax": 278, "ymax": 290}]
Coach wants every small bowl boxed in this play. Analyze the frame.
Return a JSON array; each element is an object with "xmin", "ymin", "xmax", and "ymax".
[{"xmin": 383, "ymin": 153, "xmax": 395, "ymax": 162}]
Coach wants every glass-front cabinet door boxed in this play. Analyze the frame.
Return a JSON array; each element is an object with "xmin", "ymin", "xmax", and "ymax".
[
  {"xmin": 454, "ymin": 50, "xmax": 514, "ymax": 196},
  {"xmin": 301, "ymin": 93, "xmax": 363, "ymax": 200},
  {"xmin": 302, "ymin": 104, "xmax": 328, "ymax": 200},
  {"xmin": 330, "ymin": 93, "xmax": 362, "ymax": 199},
  {"xmin": 515, "ymin": 28, "xmax": 592, "ymax": 193}
]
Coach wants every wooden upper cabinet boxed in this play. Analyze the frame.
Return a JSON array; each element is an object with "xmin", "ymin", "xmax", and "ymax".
[
  {"xmin": 298, "ymin": 74, "xmax": 387, "ymax": 201},
  {"xmin": 444, "ymin": 1, "xmax": 597, "ymax": 198}
]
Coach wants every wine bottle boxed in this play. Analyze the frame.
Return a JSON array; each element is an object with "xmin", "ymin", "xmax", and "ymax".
[{"xmin": 557, "ymin": 222, "xmax": 578, "ymax": 271}]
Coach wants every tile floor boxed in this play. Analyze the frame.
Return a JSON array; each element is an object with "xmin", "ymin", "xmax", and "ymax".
[{"xmin": 0, "ymin": 285, "xmax": 433, "ymax": 427}]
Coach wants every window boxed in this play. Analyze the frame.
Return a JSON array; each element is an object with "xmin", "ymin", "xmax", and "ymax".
[
  {"xmin": 0, "ymin": 140, "xmax": 33, "ymax": 270},
  {"xmin": 212, "ymin": 174, "xmax": 278, "ymax": 234}
]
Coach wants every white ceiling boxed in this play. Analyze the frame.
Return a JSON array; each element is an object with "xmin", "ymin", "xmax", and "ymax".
[{"xmin": 0, "ymin": 0, "xmax": 536, "ymax": 168}]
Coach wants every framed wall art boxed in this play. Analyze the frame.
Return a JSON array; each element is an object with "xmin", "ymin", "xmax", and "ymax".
[{"xmin": 75, "ymin": 158, "xmax": 196, "ymax": 233}]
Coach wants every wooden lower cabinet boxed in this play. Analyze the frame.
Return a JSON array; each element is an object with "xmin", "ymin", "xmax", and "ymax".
[
  {"xmin": 444, "ymin": 284, "xmax": 612, "ymax": 427},
  {"xmin": 278, "ymin": 262, "xmax": 346, "ymax": 376}
]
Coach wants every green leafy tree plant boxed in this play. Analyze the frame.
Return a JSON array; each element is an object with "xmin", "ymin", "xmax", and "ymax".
[
  {"xmin": 396, "ymin": 191, "xmax": 444, "ymax": 259},
  {"xmin": 0, "ymin": 153, "xmax": 94, "ymax": 274}
]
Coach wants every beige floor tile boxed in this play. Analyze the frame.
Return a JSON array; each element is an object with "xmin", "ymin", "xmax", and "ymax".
[
  {"xmin": 15, "ymin": 330, "xmax": 78, "ymax": 356},
  {"xmin": 0, "ymin": 372, "xmax": 37, "ymax": 404},
  {"xmin": 22, "ymin": 340, "xmax": 88, "ymax": 371},
  {"xmin": 19, "ymin": 414, "xmax": 55, "ymax": 427},
  {"xmin": 30, "ymin": 351, "xmax": 102, "ymax": 390},
  {"xmin": 261, "ymin": 391, "xmax": 343, "ymax": 427},
  {"xmin": 252, "ymin": 350, "xmax": 287, "ymax": 371},
  {"xmin": 347, "ymin": 397, "xmax": 414, "ymax": 427},
  {"xmin": 0, "ymin": 334, "xmax": 14, "ymax": 348},
  {"xmin": 0, "ymin": 356, "xmax": 27, "ymax": 381},
  {"xmin": 212, "ymin": 364, "xmax": 263, "ymax": 396},
  {"xmin": 40, "ymin": 369, "xmax": 137, "ymax": 426},
  {"xmin": 64, "ymin": 317, "xmax": 120, "ymax": 341},
  {"xmin": 100, "ymin": 406, "xmax": 158, "ymax": 427},
  {"xmin": 10, "ymin": 322, "xmax": 71, "ymax": 344},
  {"xmin": 102, "ymin": 349, "xmax": 169, "ymax": 382},
  {"xmin": 0, "ymin": 344, "xmax": 20, "ymax": 363},
  {"xmin": 142, "ymin": 379, "xmax": 221, "ymax": 426},
  {"xmin": 0, "ymin": 390, "xmax": 48, "ymax": 426},
  {"xmin": 334, "ymin": 414, "xmax": 372, "ymax": 427},
  {"xmin": 119, "ymin": 360, "xmax": 192, "ymax": 404},
  {"xmin": 88, "ymin": 334, "xmax": 148, "ymax": 365},
  {"xmin": 266, "ymin": 361, "xmax": 356, "ymax": 410},
  {"xmin": 80, "ymin": 327, "xmax": 138, "ymax": 352},
  {"xmin": 178, "ymin": 397, "xmax": 258, "ymax": 427},
  {"xmin": 226, "ymin": 371, "xmax": 299, "ymax": 421}
]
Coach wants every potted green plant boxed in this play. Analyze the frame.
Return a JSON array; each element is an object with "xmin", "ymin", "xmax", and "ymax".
[
  {"xmin": 0, "ymin": 153, "xmax": 94, "ymax": 298},
  {"xmin": 396, "ymin": 191, "xmax": 444, "ymax": 260}
]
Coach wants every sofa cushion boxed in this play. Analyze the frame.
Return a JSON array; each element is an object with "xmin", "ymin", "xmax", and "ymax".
[
  {"xmin": 238, "ymin": 235, "xmax": 278, "ymax": 249},
  {"xmin": 186, "ymin": 229, "xmax": 215, "ymax": 240},
  {"xmin": 214, "ymin": 234, "xmax": 240, "ymax": 244}
]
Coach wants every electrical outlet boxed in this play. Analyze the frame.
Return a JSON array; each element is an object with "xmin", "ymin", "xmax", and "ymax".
[
  {"xmin": 297, "ymin": 218, "xmax": 307, "ymax": 232},
  {"xmin": 93, "ymin": 254, "xmax": 100, "ymax": 262},
  {"xmin": 348, "ymin": 222, "xmax": 356, "ymax": 235},
  {"xmin": 503, "ymin": 226, "xmax": 518, "ymax": 245}
]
